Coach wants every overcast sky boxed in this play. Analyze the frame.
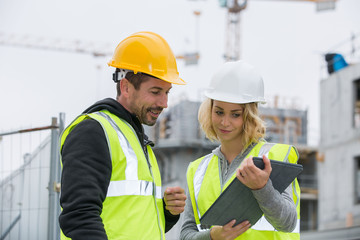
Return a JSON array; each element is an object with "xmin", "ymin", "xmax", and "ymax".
[{"xmin": 1, "ymin": 0, "xmax": 360, "ymax": 148}]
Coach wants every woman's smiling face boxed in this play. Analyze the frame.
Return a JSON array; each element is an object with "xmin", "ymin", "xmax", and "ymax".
[{"xmin": 211, "ymin": 100, "xmax": 244, "ymax": 143}]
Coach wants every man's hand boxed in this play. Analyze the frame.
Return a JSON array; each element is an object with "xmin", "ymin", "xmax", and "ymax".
[
  {"xmin": 210, "ymin": 220, "xmax": 250, "ymax": 240},
  {"xmin": 163, "ymin": 186, "xmax": 186, "ymax": 215}
]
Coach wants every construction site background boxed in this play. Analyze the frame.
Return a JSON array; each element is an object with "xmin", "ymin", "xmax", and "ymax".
[
  {"xmin": 1, "ymin": 0, "xmax": 360, "ymax": 239},
  {"xmin": 2, "ymin": 57, "xmax": 360, "ymax": 238}
]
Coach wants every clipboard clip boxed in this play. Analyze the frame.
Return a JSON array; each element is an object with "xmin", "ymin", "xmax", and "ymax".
[{"xmin": 197, "ymin": 224, "xmax": 211, "ymax": 230}]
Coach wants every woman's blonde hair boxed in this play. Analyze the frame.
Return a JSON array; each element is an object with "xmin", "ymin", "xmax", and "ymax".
[{"xmin": 198, "ymin": 98, "xmax": 266, "ymax": 147}]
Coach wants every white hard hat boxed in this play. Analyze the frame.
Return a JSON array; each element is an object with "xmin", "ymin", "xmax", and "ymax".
[{"xmin": 205, "ymin": 60, "xmax": 266, "ymax": 104}]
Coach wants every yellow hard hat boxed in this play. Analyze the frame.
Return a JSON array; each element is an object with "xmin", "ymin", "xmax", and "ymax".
[{"xmin": 108, "ymin": 31, "xmax": 186, "ymax": 85}]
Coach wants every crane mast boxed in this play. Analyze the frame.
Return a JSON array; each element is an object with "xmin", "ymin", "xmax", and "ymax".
[
  {"xmin": 222, "ymin": 0, "xmax": 336, "ymax": 61},
  {"xmin": 224, "ymin": 0, "xmax": 247, "ymax": 61}
]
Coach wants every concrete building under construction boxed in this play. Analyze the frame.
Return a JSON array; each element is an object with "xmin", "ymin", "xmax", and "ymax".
[{"xmin": 317, "ymin": 62, "xmax": 360, "ymax": 231}]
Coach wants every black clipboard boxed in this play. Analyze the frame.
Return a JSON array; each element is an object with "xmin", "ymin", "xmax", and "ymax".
[{"xmin": 199, "ymin": 157, "xmax": 303, "ymax": 228}]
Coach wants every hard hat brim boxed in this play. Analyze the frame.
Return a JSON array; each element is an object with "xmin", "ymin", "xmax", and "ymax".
[{"xmin": 205, "ymin": 90, "xmax": 266, "ymax": 104}]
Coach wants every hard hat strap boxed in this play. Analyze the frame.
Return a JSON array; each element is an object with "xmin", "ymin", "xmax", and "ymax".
[{"xmin": 112, "ymin": 68, "xmax": 131, "ymax": 83}]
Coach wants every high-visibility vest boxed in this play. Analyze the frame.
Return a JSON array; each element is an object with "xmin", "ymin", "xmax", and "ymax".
[
  {"xmin": 187, "ymin": 141, "xmax": 301, "ymax": 240},
  {"xmin": 60, "ymin": 110, "xmax": 165, "ymax": 240}
]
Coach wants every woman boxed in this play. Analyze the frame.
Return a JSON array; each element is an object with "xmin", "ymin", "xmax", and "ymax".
[{"xmin": 180, "ymin": 60, "xmax": 300, "ymax": 240}]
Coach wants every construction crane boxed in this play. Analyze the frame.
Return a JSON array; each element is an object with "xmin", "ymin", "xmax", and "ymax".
[
  {"xmin": 0, "ymin": 32, "xmax": 114, "ymax": 58},
  {"xmin": 221, "ymin": 0, "xmax": 247, "ymax": 61},
  {"xmin": 220, "ymin": 0, "xmax": 338, "ymax": 61},
  {"xmin": 0, "ymin": 0, "xmax": 337, "ymax": 64},
  {"xmin": 0, "ymin": 32, "xmax": 200, "ymax": 65}
]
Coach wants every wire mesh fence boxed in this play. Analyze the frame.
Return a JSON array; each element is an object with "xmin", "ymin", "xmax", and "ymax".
[{"xmin": 0, "ymin": 114, "xmax": 64, "ymax": 240}]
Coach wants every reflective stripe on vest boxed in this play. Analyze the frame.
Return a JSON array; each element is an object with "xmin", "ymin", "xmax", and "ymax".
[
  {"xmin": 191, "ymin": 142, "xmax": 300, "ymax": 236},
  {"xmin": 257, "ymin": 143, "xmax": 275, "ymax": 158},
  {"xmin": 193, "ymin": 153, "xmax": 212, "ymax": 220},
  {"xmin": 107, "ymin": 180, "xmax": 162, "ymax": 198},
  {"xmin": 96, "ymin": 112, "xmax": 162, "ymax": 199}
]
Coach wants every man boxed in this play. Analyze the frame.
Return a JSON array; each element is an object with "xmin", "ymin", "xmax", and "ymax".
[{"xmin": 59, "ymin": 31, "xmax": 187, "ymax": 240}]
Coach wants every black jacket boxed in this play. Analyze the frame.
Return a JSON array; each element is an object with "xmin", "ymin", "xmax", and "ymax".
[{"xmin": 59, "ymin": 98, "xmax": 179, "ymax": 240}]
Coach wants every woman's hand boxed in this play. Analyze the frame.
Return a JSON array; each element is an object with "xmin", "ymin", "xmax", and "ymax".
[
  {"xmin": 236, "ymin": 155, "xmax": 272, "ymax": 190},
  {"xmin": 210, "ymin": 220, "xmax": 250, "ymax": 240}
]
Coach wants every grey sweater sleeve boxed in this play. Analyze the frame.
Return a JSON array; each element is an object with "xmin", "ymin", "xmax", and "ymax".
[
  {"xmin": 180, "ymin": 189, "xmax": 212, "ymax": 240},
  {"xmin": 252, "ymin": 179, "xmax": 297, "ymax": 232}
]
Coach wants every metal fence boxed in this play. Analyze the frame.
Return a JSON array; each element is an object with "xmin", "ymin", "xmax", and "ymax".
[{"xmin": 0, "ymin": 114, "xmax": 64, "ymax": 240}]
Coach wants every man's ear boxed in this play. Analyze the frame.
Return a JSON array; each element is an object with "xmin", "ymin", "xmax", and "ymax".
[{"xmin": 120, "ymin": 78, "xmax": 130, "ymax": 97}]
